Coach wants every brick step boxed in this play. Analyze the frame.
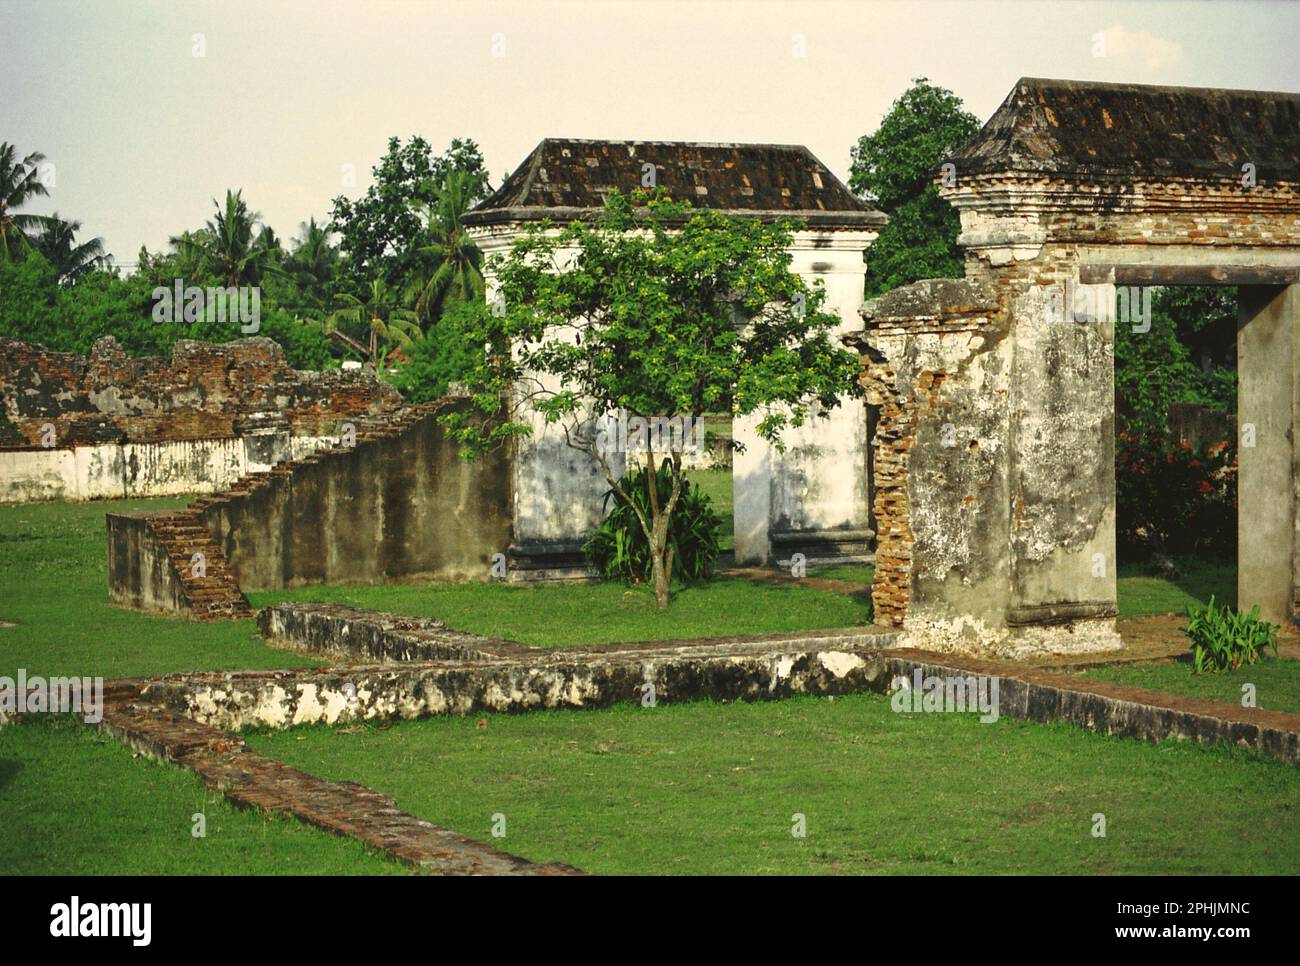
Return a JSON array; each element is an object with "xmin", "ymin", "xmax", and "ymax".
[
  {"xmin": 144, "ymin": 515, "xmax": 252, "ymax": 622},
  {"xmin": 146, "ymin": 404, "xmax": 437, "ymax": 622}
]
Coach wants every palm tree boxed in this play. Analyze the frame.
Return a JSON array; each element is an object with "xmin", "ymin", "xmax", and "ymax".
[
  {"xmin": 257, "ymin": 224, "xmax": 283, "ymax": 267},
  {"xmin": 170, "ymin": 189, "xmax": 274, "ymax": 287},
  {"xmin": 285, "ymin": 218, "xmax": 340, "ymax": 313},
  {"xmin": 406, "ymin": 169, "xmax": 485, "ymax": 322},
  {"xmin": 166, "ymin": 229, "xmax": 214, "ymax": 283},
  {"xmin": 0, "ymin": 142, "xmax": 52, "ymax": 261},
  {"xmin": 32, "ymin": 213, "xmax": 109, "ymax": 282},
  {"xmin": 321, "ymin": 278, "xmax": 421, "ymax": 368}
]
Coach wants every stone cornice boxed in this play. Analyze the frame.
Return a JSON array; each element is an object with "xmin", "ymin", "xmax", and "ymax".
[{"xmin": 940, "ymin": 173, "xmax": 1300, "ymax": 216}]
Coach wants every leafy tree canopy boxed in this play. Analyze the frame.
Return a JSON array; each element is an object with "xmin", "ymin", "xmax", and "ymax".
[
  {"xmin": 330, "ymin": 137, "xmax": 490, "ymax": 293},
  {"xmin": 1115, "ymin": 285, "xmax": 1237, "ymax": 442},
  {"xmin": 849, "ymin": 78, "xmax": 980, "ymax": 297},
  {"xmin": 443, "ymin": 190, "xmax": 861, "ymax": 607},
  {"xmin": 0, "ymin": 141, "xmax": 52, "ymax": 262}
]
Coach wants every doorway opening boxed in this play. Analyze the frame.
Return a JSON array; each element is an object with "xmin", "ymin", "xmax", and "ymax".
[{"xmin": 1114, "ymin": 284, "xmax": 1238, "ymax": 620}]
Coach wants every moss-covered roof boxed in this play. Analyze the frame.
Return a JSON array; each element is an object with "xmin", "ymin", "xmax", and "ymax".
[
  {"xmin": 464, "ymin": 139, "xmax": 886, "ymax": 228},
  {"xmin": 945, "ymin": 77, "xmax": 1300, "ymax": 182}
]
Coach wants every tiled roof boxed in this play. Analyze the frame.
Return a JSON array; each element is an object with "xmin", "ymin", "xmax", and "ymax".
[
  {"xmin": 464, "ymin": 139, "xmax": 886, "ymax": 227},
  {"xmin": 945, "ymin": 77, "xmax": 1300, "ymax": 182}
]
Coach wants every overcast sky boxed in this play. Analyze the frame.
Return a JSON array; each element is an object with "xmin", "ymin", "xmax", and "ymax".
[{"xmin": 4, "ymin": 0, "xmax": 1297, "ymax": 263}]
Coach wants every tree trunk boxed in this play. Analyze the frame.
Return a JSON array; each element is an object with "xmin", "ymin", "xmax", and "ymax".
[{"xmin": 648, "ymin": 510, "xmax": 671, "ymax": 609}]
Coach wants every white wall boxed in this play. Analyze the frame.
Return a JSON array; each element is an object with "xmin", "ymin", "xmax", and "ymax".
[
  {"xmin": 472, "ymin": 222, "xmax": 876, "ymax": 570},
  {"xmin": 473, "ymin": 226, "xmax": 624, "ymax": 572},
  {"xmin": 0, "ymin": 433, "xmax": 333, "ymax": 503},
  {"xmin": 733, "ymin": 229, "xmax": 876, "ymax": 564}
]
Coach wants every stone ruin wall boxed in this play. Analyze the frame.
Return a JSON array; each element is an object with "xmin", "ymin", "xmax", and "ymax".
[
  {"xmin": 852, "ymin": 279, "xmax": 1009, "ymax": 638},
  {"xmin": 106, "ymin": 399, "xmax": 513, "ymax": 620},
  {"xmin": 855, "ymin": 165, "xmax": 1300, "ymax": 655},
  {"xmin": 0, "ymin": 336, "xmax": 405, "ymax": 502}
]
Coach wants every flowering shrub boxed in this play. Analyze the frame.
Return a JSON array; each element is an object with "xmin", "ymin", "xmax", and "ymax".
[{"xmin": 1115, "ymin": 433, "xmax": 1236, "ymax": 558}]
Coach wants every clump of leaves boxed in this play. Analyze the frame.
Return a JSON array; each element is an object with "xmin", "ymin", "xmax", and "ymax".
[
  {"xmin": 583, "ymin": 459, "xmax": 721, "ymax": 586},
  {"xmin": 1183, "ymin": 595, "xmax": 1278, "ymax": 674}
]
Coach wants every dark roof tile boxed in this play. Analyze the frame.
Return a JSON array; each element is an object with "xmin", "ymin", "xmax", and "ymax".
[
  {"xmin": 465, "ymin": 139, "xmax": 886, "ymax": 227},
  {"xmin": 945, "ymin": 77, "xmax": 1300, "ymax": 182}
]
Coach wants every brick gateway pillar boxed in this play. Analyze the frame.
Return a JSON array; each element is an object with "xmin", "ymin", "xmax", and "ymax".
[{"xmin": 848, "ymin": 77, "xmax": 1300, "ymax": 657}]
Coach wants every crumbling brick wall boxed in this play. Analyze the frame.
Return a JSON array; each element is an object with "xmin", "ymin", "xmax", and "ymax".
[
  {"xmin": 850, "ymin": 280, "xmax": 1005, "ymax": 632},
  {"xmin": 0, "ymin": 336, "xmax": 403, "ymax": 449},
  {"xmin": 106, "ymin": 400, "xmax": 512, "ymax": 619}
]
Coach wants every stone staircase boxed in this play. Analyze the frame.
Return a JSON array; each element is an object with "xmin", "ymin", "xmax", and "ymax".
[
  {"xmin": 146, "ymin": 507, "xmax": 253, "ymax": 620},
  {"xmin": 137, "ymin": 404, "xmax": 442, "ymax": 621}
]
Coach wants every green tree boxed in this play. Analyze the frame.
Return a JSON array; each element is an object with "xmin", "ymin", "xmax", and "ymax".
[
  {"xmin": 1115, "ymin": 286, "xmax": 1237, "ymax": 441},
  {"xmin": 406, "ymin": 168, "xmax": 486, "ymax": 322},
  {"xmin": 330, "ymin": 137, "xmax": 490, "ymax": 293},
  {"xmin": 31, "ymin": 213, "xmax": 109, "ymax": 283},
  {"xmin": 0, "ymin": 142, "xmax": 51, "ymax": 262},
  {"xmin": 282, "ymin": 217, "xmax": 341, "ymax": 314},
  {"xmin": 0, "ymin": 252, "xmax": 62, "ymax": 346},
  {"xmin": 320, "ymin": 277, "xmax": 421, "ymax": 368},
  {"xmin": 171, "ymin": 190, "xmax": 275, "ymax": 288},
  {"xmin": 443, "ymin": 191, "xmax": 860, "ymax": 608},
  {"xmin": 384, "ymin": 300, "xmax": 486, "ymax": 402},
  {"xmin": 849, "ymin": 79, "xmax": 980, "ymax": 296}
]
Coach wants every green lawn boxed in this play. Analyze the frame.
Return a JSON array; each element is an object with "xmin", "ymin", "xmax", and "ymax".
[
  {"xmin": 0, "ymin": 714, "xmax": 404, "ymax": 875},
  {"xmin": 0, "ymin": 499, "xmax": 1248, "ymax": 679},
  {"xmin": 1072, "ymin": 658, "xmax": 1300, "ymax": 716},
  {"xmin": 691, "ymin": 467, "xmax": 733, "ymax": 552},
  {"xmin": 807, "ymin": 565, "xmax": 875, "ymax": 584},
  {"xmin": 3, "ymin": 496, "xmax": 1296, "ymax": 876},
  {"xmin": 247, "ymin": 692, "xmax": 1300, "ymax": 875},
  {"xmin": 251, "ymin": 576, "xmax": 871, "ymax": 647},
  {"xmin": 0, "ymin": 498, "xmax": 319, "ymax": 680},
  {"xmin": 1115, "ymin": 555, "xmax": 1236, "ymax": 618},
  {"xmin": 0, "ymin": 498, "xmax": 874, "ymax": 679}
]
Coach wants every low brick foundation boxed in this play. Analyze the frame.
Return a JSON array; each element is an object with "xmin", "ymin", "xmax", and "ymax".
[
  {"xmin": 147, "ymin": 604, "xmax": 1300, "ymax": 765},
  {"xmin": 98, "ymin": 684, "xmax": 582, "ymax": 875},
  {"xmin": 81, "ymin": 607, "xmax": 1299, "ymax": 875}
]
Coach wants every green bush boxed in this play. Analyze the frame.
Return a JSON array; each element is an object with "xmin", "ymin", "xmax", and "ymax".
[
  {"xmin": 1116, "ymin": 433, "xmax": 1235, "ymax": 558},
  {"xmin": 255, "ymin": 311, "xmax": 336, "ymax": 370},
  {"xmin": 0, "ymin": 254, "xmax": 336, "ymax": 369},
  {"xmin": 583, "ymin": 459, "xmax": 721, "ymax": 585},
  {"xmin": 384, "ymin": 301, "xmax": 485, "ymax": 402},
  {"xmin": 1183, "ymin": 595, "xmax": 1278, "ymax": 674}
]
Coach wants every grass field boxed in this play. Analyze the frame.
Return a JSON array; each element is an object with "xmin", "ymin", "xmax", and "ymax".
[
  {"xmin": 0, "ymin": 715, "xmax": 403, "ymax": 875},
  {"xmin": 0, "ymin": 497, "xmax": 1243, "ymax": 679},
  {"xmin": 1072, "ymin": 658, "xmax": 1300, "ymax": 716},
  {"xmin": 1115, "ymin": 555, "xmax": 1236, "ymax": 618},
  {"xmin": 4, "ymin": 495, "xmax": 1291, "ymax": 876},
  {"xmin": 252, "ymin": 576, "xmax": 872, "ymax": 647},
  {"xmin": 0, "ymin": 499, "xmax": 874, "ymax": 679},
  {"xmin": 0, "ymin": 497, "xmax": 320, "ymax": 679},
  {"xmin": 690, "ymin": 467, "xmax": 734, "ymax": 552},
  {"xmin": 246, "ymin": 692, "xmax": 1300, "ymax": 875}
]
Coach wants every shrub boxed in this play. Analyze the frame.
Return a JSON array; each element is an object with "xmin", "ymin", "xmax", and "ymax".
[
  {"xmin": 256, "ymin": 311, "xmax": 336, "ymax": 371},
  {"xmin": 0, "ymin": 254, "xmax": 337, "ymax": 369},
  {"xmin": 1183, "ymin": 595, "xmax": 1278, "ymax": 674},
  {"xmin": 1115, "ymin": 433, "xmax": 1236, "ymax": 558},
  {"xmin": 384, "ymin": 301, "xmax": 486, "ymax": 402},
  {"xmin": 583, "ymin": 459, "xmax": 721, "ymax": 585}
]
